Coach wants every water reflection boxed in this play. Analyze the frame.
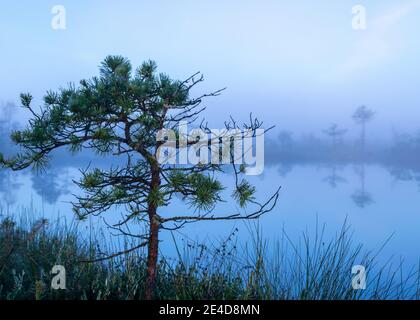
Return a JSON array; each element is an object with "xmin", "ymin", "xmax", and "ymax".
[
  {"xmin": 351, "ymin": 163, "xmax": 373, "ymax": 208},
  {"xmin": 31, "ymin": 169, "xmax": 71, "ymax": 204},
  {"xmin": 1, "ymin": 134, "xmax": 420, "ymax": 211},
  {"xmin": 389, "ymin": 167, "xmax": 413, "ymax": 183},
  {"xmin": 322, "ymin": 165, "xmax": 347, "ymax": 189},
  {"xmin": 1, "ymin": 102, "xmax": 420, "ymax": 212},
  {"xmin": 0, "ymin": 169, "xmax": 21, "ymax": 209},
  {"xmin": 263, "ymin": 116, "xmax": 420, "ymax": 210}
]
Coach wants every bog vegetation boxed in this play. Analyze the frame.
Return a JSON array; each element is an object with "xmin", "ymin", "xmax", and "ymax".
[{"xmin": 1, "ymin": 213, "xmax": 419, "ymax": 300}]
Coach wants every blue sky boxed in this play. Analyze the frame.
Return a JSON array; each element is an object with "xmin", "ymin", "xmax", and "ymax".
[{"xmin": 1, "ymin": 0, "xmax": 420, "ymax": 138}]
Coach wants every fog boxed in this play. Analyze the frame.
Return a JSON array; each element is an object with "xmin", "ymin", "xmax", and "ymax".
[
  {"xmin": 1, "ymin": 1, "xmax": 420, "ymax": 135},
  {"xmin": 1, "ymin": 1, "xmax": 420, "ymax": 265}
]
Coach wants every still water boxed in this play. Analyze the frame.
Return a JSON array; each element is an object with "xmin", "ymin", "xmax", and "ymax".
[{"xmin": 1, "ymin": 154, "xmax": 419, "ymax": 266}]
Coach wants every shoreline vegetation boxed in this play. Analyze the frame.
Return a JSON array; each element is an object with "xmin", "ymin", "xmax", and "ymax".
[{"xmin": 1, "ymin": 211, "xmax": 419, "ymax": 300}]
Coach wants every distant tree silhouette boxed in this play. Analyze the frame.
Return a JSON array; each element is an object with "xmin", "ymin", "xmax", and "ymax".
[
  {"xmin": 323, "ymin": 124, "xmax": 347, "ymax": 149},
  {"xmin": 352, "ymin": 105, "xmax": 374, "ymax": 152}
]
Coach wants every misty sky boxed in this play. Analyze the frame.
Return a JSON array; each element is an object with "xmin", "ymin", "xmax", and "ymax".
[{"xmin": 1, "ymin": 0, "xmax": 420, "ymax": 140}]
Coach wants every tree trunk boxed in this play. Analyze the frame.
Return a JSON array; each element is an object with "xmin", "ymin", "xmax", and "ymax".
[
  {"xmin": 145, "ymin": 167, "xmax": 161, "ymax": 300},
  {"xmin": 145, "ymin": 214, "xmax": 159, "ymax": 300}
]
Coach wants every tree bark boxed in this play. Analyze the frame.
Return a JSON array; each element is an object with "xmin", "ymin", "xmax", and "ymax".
[
  {"xmin": 145, "ymin": 214, "xmax": 159, "ymax": 300},
  {"xmin": 145, "ymin": 167, "xmax": 160, "ymax": 300}
]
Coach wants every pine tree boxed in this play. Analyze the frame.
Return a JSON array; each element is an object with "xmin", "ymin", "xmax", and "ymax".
[{"xmin": 0, "ymin": 56, "xmax": 279, "ymax": 299}]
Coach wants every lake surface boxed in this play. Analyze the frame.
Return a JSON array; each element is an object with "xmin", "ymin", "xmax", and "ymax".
[{"xmin": 1, "ymin": 154, "xmax": 420, "ymax": 267}]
